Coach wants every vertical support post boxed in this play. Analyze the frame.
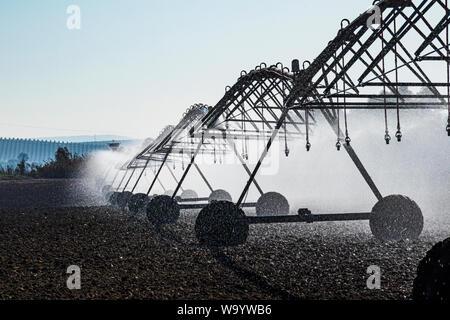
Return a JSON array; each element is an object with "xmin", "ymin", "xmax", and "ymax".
[
  {"xmin": 146, "ymin": 169, "xmax": 167, "ymax": 192},
  {"xmin": 121, "ymin": 168, "xmax": 136, "ymax": 192},
  {"xmin": 172, "ymin": 142, "xmax": 203, "ymax": 199},
  {"xmin": 194, "ymin": 163, "xmax": 214, "ymax": 193},
  {"xmin": 157, "ymin": 177, "xmax": 166, "ymax": 192},
  {"xmin": 236, "ymin": 109, "xmax": 289, "ymax": 206},
  {"xmin": 131, "ymin": 159, "xmax": 150, "ymax": 193},
  {"xmin": 146, "ymin": 150, "xmax": 171, "ymax": 196},
  {"xmin": 227, "ymin": 138, "xmax": 264, "ymax": 196},
  {"xmin": 115, "ymin": 170, "xmax": 128, "ymax": 191},
  {"xmin": 321, "ymin": 109, "xmax": 383, "ymax": 201},
  {"xmin": 165, "ymin": 163, "xmax": 184, "ymax": 193}
]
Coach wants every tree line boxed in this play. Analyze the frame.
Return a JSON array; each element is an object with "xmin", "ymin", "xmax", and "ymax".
[{"xmin": 0, "ymin": 147, "xmax": 88, "ymax": 180}]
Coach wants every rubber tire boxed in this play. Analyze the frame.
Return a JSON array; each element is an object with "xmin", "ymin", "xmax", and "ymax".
[
  {"xmin": 413, "ymin": 237, "xmax": 450, "ymax": 301},
  {"xmin": 109, "ymin": 192, "xmax": 120, "ymax": 206},
  {"xmin": 146, "ymin": 195, "xmax": 180, "ymax": 225},
  {"xmin": 195, "ymin": 201, "xmax": 249, "ymax": 247},
  {"xmin": 181, "ymin": 189, "xmax": 198, "ymax": 200},
  {"xmin": 370, "ymin": 195, "xmax": 423, "ymax": 242},
  {"xmin": 128, "ymin": 193, "xmax": 151, "ymax": 215},
  {"xmin": 208, "ymin": 190, "xmax": 232, "ymax": 203},
  {"xmin": 117, "ymin": 191, "xmax": 133, "ymax": 210},
  {"xmin": 256, "ymin": 192, "xmax": 289, "ymax": 216},
  {"xmin": 115, "ymin": 192, "xmax": 124, "ymax": 207}
]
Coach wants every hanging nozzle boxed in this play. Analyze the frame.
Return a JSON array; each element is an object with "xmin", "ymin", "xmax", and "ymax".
[
  {"xmin": 345, "ymin": 136, "xmax": 351, "ymax": 146},
  {"xmin": 384, "ymin": 132, "xmax": 391, "ymax": 145},
  {"xmin": 395, "ymin": 130, "xmax": 402, "ymax": 142},
  {"xmin": 306, "ymin": 142, "xmax": 311, "ymax": 152}
]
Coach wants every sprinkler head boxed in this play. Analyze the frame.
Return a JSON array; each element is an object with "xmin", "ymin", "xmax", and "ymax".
[
  {"xmin": 385, "ymin": 133, "xmax": 391, "ymax": 145},
  {"xmin": 285, "ymin": 148, "xmax": 290, "ymax": 157},
  {"xmin": 396, "ymin": 130, "xmax": 402, "ymax": 142},
  {"xmin": 345, "ymin": 136, "xmax": 351, "ymax": 146},
  {"xmin": 336, "ymin": 141, "xmax": 342, "ymax": 151},
  {"xmin": 306, "ymin": 142, "xmax": 311, "ymax": 152}
]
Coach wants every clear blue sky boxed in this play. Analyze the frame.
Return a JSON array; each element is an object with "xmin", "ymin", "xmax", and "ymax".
[{"xmin": 0, "ymin": 0, "xmax": 371, "ymax": 139}]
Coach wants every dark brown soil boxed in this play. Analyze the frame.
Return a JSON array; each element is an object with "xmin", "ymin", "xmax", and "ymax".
[
  {"xmin": 0, "ymin": 179, "xmax": 102, "ymax": 208},
  {"xmin": 0, "ymin": 179, "xmax": 448, "ymax": 300}
]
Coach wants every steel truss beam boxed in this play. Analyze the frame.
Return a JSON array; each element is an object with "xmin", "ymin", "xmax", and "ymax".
[{"xmin": 113, "ymin": 0, "xmax": 449, "ymax": 218}]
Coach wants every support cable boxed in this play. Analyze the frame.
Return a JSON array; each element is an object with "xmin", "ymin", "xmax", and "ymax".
[
  {"xmin": 241, "ymin": 109, "xmax": 246, "ymax": 160},
  {"xmin": 343, "ymin": 65, "xmax": 351, "ymax": 146},
  {"xmin": 181, "ymin": 149, "xmax": 185, "ymax": 170},
  {"xmin": 381, "ymin": 12, "xmax": 391, "ymax": 145},
  {"xmin": 213, "ymin": 136, "xmax": 217, "ymax": 164},
  {"xmin": 335, "ymin": 51, "xmax": 342, "ymax": 151},
  {"xmin": 283, "ymin": 81, "xmax": 290, "ymax": 156},
  {"xmin": 306, "ymin": 106, "xmax": 311, "ymax": 151},
  {"xmin": 393, "ymin": 15, "xmax": 403, "ymax": 142},
  {"xmin": 341, "ymin": 20, "xmax": 351, "ymax": 146},
  {"xmin": 447, "ymin": 0, "xmax": 450, "ymax": 136}
]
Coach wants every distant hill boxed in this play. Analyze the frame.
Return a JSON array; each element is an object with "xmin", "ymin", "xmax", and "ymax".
[{"xmin": 38, "ymin": 135, "xmax": 131, "ymax": 143}]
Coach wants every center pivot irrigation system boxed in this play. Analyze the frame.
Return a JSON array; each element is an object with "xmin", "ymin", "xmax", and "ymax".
[{"xmin": 101, "ymin": 0, "xmax": 450, "ymax": 247}]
